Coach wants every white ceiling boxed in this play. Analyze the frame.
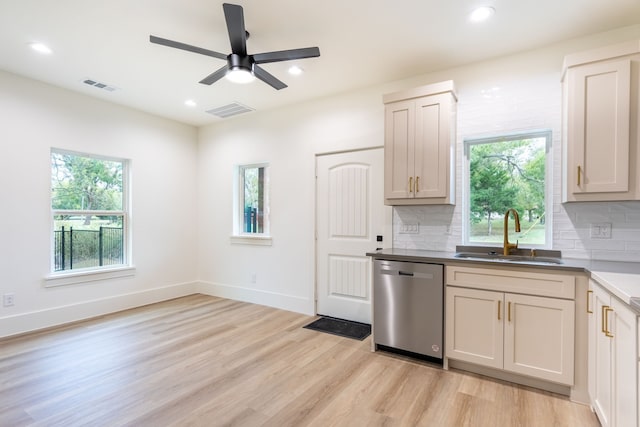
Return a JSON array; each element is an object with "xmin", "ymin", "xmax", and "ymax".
[{"xmin": 1, "ymin": 0, "xmax": 639, "ymax": 126}]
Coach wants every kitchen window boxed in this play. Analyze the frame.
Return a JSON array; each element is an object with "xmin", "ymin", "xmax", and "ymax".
[
  {"xmin": 232, "ymin": 163, "xmax": 271, "ymax": 245},
  {"xmin": 464, "ymin": 131, "xmax": 551, "ymax": 248},
  {"xmin": 50, "ymin": 149, "xmax": 130, "ymax": 276}
]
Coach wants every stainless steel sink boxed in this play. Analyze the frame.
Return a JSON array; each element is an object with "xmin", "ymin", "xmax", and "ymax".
[{"xmin": 454, "ymin": 252, "xmax": 563, "ymax": 265}]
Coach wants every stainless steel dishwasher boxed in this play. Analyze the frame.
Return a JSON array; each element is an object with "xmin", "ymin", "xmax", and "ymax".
[{"xmin": 373, "ymin": 259, "xmax": 443, "ymax": 359}]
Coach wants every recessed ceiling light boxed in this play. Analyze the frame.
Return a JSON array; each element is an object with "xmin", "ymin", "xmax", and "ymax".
[
  {"xmin": 288, "ymin": 65, "xmax": 304, "ymax": 76},
  {"xmin": 29, "ymin": 42, "xmax": 53, "ymax": 54},
  {"xmin": 469, "ymin": 6, "xmax": 495, "ymax": 22},
  {"xmin": 184, "ymin": 99, "xmax": 197, "ymax": 108}
]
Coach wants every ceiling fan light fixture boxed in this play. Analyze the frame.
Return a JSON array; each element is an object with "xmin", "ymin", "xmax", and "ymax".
[
  {"xmin": 225, "ymin": 52, "xmax": 255, "ymax": 84},
  {"xmin": 226, "ymin": 67, "xmax": 255, "ymax": 84}
]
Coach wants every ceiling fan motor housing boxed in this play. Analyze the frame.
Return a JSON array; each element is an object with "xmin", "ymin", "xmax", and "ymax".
[{"xmin": 228, "ymin": 53, "xmax": 253, "ymax": 73}]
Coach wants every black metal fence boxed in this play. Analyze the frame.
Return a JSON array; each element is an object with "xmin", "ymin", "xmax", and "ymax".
[
  {"xmin": 244, "ymin": 207, "xmax": 264, "ymax": 233},
  {"xmin": 54, "ymin": 226, "xmax": 123, "ymax": 271}
]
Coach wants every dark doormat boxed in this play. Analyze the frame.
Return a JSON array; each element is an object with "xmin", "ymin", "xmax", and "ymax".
[{"xmin": 303, "ymin": 316, "xmax": 371, "ymax": 341}]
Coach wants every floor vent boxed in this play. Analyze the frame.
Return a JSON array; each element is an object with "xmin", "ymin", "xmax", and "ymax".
[
  {"xmin": 206, "ymin": 102, "xmax": 254, "ymax": 118},
  {"xmin": 82, "ymin": 79, "xmax": 117, "ymax": 92}
]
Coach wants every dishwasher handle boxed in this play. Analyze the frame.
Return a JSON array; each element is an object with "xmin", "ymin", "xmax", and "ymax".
[{"xmin": 379, "ymin": 269, "xmax": 435, "ymax": 280}]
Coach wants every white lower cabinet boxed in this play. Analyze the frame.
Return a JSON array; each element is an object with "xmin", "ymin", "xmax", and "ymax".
[
  {"xmin": 445, "ymin": 266, "xmax": 576, "ymax": 386},
  {"xmin": 588, "ymin": 280, "xmax": 637, "ymax": 427},
  {"xmin": 504, "ymin": 293, "xmax": 575, "ymax": 384},
  {"xmin": 445, "ymin": 287, "xmax": 504, "ymax": 369}
]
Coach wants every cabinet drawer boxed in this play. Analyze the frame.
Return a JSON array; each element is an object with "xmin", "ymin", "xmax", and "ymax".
[{"xmin": 446, "ymin": 265, "xmax": 575, "ymax": 299}]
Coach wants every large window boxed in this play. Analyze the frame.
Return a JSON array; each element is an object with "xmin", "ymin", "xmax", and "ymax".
[
  {"xmin": 235, "ymin": 164, "xmax": 270, "ymax": 237},
  {"xmin": 51, "ymin": 149, "xmax": 129, "ymax": 272},
  {"xmin": 464, "ymin": 131, "xmax": 550, "ymax": 247}
]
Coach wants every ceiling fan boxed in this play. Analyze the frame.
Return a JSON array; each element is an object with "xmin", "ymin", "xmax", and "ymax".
[{"xmin": 150, "ymin": 3, "xmax": 320, "ymax": 90}]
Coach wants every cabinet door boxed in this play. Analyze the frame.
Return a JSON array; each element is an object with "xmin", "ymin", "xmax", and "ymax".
[
  {"xmin": 587, "ymin": 283, "xmax": 597, "ymax": 408},
  {"xmin": 611, "ymin": 297, "xmax": 637, "ymax": 427},
  {"xmin": 592, "ymin": 284, "xmax": 613, "ymax": 427},
  {"xmin": 445, "ymin": 287, "xmax": 503, "ymax": 369},
  {"xmin": 384, "ymin": 99, "xmax": 415, "ymax": 200},
  {"xmin": 414, "ymin": 93, "xmax": 450, "ymax": 199},
  {"xmin": 503, "ymin": 293, "xmax": 575, "ymax": 385},
  {"xmin": 567, "ymin": 59, "xmax": 631, "ymax": 196}
]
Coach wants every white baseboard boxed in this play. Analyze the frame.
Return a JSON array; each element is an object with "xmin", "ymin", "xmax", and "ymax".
[
  {"xmin": 196, "ymin": 281, "xmax": 314, "ymax": 316},
  {"xmin": 0, "ymin": 282, "xmax": 197, "ymax": 339}
]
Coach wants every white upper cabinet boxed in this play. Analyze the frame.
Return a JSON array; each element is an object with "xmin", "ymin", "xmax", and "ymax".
[
  {"xmin": 383, "ymin": 81, "xmax": 457, "ymax": 205},
  {"xmin": 562, "ymin": 40, "xmax": 640, "ymax": 202}
]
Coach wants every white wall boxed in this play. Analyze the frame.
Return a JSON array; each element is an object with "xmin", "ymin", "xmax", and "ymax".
[
  {"xmin": 196, "ymin": 91, "xmax": 385, "ymax": 314},
  {"xmin": 197, "ymin": 25, "xmax": 640, "ymax": 317},
  {"xmin": 0, "ymin": 71, "xmax": 199, "ymax": 337}
]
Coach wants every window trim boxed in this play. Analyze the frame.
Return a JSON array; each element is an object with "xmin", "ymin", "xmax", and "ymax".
[
  {"xmin": 233, "ymin": 163, "xmax": 271, "ymax": 242},
  {"xmin": 462, "ymin": 129, "xmax": 552, "ymax": 249},
  {"xmin": 44, "ymin": 265, "xmax": 136, "ymax": 287},
  {"xmin": 49, "ymin": 148, "xmax": 131, "ymax": 277}
]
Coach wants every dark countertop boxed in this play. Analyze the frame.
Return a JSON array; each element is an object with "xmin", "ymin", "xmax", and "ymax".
[{"xmin": 367, "ymin": 248, "xmax": 640, "ymax": 307}]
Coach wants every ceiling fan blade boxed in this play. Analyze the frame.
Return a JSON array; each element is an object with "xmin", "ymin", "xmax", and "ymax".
[
  {"xmin": 150, "ymin": 35, "xmax": 227, "ymax": 60},
  {"xmin": 253, "ymin": 47, "xmax": 320, "ymax": 64},
  {"xmin": 253, "ymin": 65, "xmax": 287, "ymax": 90},
  {"xmin": 223, "ymin": 3, "xmax": 247, "ymax": 56},
  {"xmin": 199, "ymin": 65, "xmax": 229, "ymax": 85}
]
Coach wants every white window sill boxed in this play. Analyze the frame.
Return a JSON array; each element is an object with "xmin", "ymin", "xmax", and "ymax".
[
  {"xmin": 44, "ymin": 266, "xmax": 136, "ymax": 287},
  {"xmin": 230, "ymin": 235, "xmax": 273, "ymax": 246}
]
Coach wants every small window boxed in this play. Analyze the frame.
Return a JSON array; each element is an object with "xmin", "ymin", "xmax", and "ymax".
[
  {"xmin": 464, "ymin": 131, "xmax": 550, "ymax": 247},
  {"xmin": 235, "ymin": 164, "xmax": 270, "ymax": 237},
  {"xmin": 51, "ymin": 149, "xmax": 129, "ymax": 272}
]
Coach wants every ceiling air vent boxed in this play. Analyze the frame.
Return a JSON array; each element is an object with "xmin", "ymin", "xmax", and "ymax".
[
  {"xmin": 82, "ymin": 79, "xmax": 117, "ymax": 92},
  {"xmin": 206, "ymin": 102, "xmax": 254, "ymax": 118}
]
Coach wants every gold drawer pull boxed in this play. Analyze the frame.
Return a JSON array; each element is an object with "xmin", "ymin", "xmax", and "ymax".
[
  {"xmin": 508, "ymin": 301, "xmax": 512, "ymax": 322},
  {"xmin": 498, "ymin": 300, "xmax": 501, "ymax": 320},
  {"xmin": 409, "ymin": 177, "xmax": 413, "ymax": 193},
  {"xmin": 416, "ymin": 176, "xmax": 420, "ymax": 193}
]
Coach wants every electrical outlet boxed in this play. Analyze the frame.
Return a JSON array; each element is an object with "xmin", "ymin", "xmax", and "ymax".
[
  {"xmin": 399, "ymin": 223, "xmax": 420, "ymax": 234},
  {"xmin": 590, "ymin": 223, "xmax": 612, "ymax": 239},
  {"xmin": 3, "ymin": 293, "xmax": 15, "ymax": 307}
]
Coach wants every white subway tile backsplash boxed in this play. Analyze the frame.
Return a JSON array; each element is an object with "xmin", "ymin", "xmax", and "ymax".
[{"xmin": 391, "ymin": 68, "xmax": 640, "ymax": 261}]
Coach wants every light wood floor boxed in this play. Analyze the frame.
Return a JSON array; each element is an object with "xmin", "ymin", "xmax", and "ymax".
[{"xmin": 0, "ymin": 294, "xmax": 600, "ymax": 427}]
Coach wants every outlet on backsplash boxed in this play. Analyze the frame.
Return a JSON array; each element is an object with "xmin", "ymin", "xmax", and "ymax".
[
  {"xmin": 590, "ymin": 223, "xmax": 612, "ymax": 239},
  {"xmin": 399, "ymin": 223, "xmax": 420, "ymax": 234}
]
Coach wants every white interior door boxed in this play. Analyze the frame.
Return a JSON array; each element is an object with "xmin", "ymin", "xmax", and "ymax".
[{"xmin": 316, "ymin": 148, "xmax": 389, "ymax": 324}]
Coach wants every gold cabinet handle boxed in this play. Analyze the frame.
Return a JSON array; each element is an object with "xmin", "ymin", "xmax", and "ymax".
[
  {"xmin": 577, "ymin": 165, "xmax": 581, "ymax": 186},
  {"xmin": 415, "ymin": 176, "xmax": 420, "ymax": 193},
  {"xmin": 604, "ymin": 307, "xmax": 614, "ymax": 338},
  {"xmin": 601, "ymin": 305, "xmax": 608, "ymax": 333},
  {"xmin": 409, "ymin": 177, "xmax": 413, "ymax": 193},
  {"xmin": 587, "ymin": 290, "xmax": 593, "ymax": 314},
  {"xmin": 508, "ymin": 301, "xmax": 512, "ymax": 322},
  {"xmin": 498, "ymin": 300, "xmax": 501, "ymax": 320}
]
